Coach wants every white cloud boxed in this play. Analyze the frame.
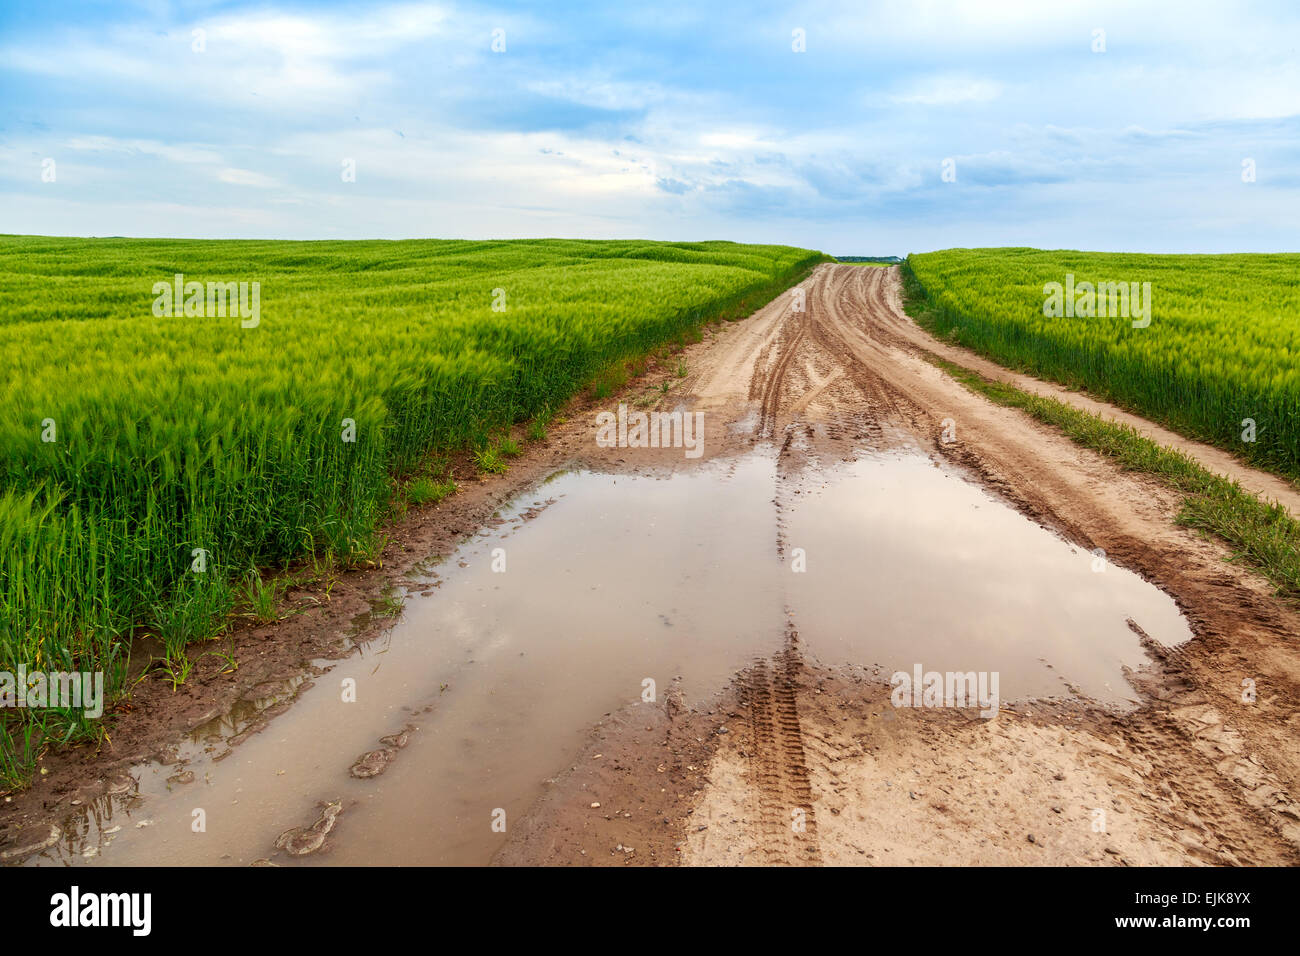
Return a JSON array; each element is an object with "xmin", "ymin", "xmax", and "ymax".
[
  {"xmin": 217, "ymin": 168, "xmax": 280, "ymax": 188},
  {"xmin": 0, "ymin": 3, "xmax": 454, "ymax": 114},
  {"xmin": 891, "ymin": 75, "xmax": 1003, "ymax": 106},
  {"xmin": 525, "ymin": 75, "xmax": 691, "ymax": 112},
  {"xmin": 66, "ymin": 136, "xmax": 224, "ymax": 165},
  {"xmin": 202, "ymin": 4, "xmax": 448, "ymax": 60}
]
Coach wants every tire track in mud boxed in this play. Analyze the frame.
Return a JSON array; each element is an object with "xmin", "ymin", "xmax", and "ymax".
[
  {"xmin": 685, "ymin": 262, "xmax": 1300, "ymax": 867},
  {"xmin": 1118, "ymin": 711, "xmax": 1300, "ymax": 865},
  {"xmin": 752, "ymin": 264, "xmax": 865, "ymax": 443},
  {"xmin": 1122, "ymin": 625, "xmax": 1300, "ymax": 863},
  {"xmin": 754, "ymin": 308, "xmax": 808, "ymax": 441},
  {"xmin": 739, "ymin": 629, "xmax": 821, "ymax": 865},
  {"xmin": 807, "ymin": 305, "xmax": 907, "ymax": 444},
  {"xmin": 750, "ymin": 263, "xmax": 922, "ymax": 452}
]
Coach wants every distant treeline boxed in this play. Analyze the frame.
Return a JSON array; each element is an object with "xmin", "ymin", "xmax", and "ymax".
[{"xmin": 835, "ymin": 256, "xmax": 904, "ymax": 263}]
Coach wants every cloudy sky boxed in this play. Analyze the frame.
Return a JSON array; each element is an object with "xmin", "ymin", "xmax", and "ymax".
[{"xmin": 2, "ymin": 0, "xmax": 1298, "ymax": 254}]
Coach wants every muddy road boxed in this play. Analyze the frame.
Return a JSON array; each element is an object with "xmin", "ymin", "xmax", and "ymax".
[
  {"xmin": 669, "ymin": 263, "xmax": 1300, "ymax": 864},
  {"xmin": 5, "ymin": 264, "xmax": 1299, "ymax": 867}
]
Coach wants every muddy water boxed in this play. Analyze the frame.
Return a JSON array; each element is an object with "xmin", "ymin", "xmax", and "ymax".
[
  {"xmin": 31, "ymin": 445, "xmax": 1191, "ymax": 867},
  {"xmin": 783, "ymin": 453, "xmax": 1189, "ymax": 701}
]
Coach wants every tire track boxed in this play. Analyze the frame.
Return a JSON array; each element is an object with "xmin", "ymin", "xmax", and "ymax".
[
  {"xmin": 1119, "ymin": 711, "xmax": 1300, "ymax": 865},
  {"xmin": 739, "ymin": 629, "xmax": 821, "ymax": 865},
  {"xmin": 755, "ymin": 310, "xmax": 808, "ymax": 440}
]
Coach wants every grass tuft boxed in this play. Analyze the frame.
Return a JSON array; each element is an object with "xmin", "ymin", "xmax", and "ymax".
[{"xmin": 919, "ymin": 352, "xmax": 1300, "ymax": 599}]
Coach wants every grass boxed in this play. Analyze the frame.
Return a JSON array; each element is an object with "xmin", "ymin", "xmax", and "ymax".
[
  {"xmin": 902, "ymin": 272, "xmax": 1300, "ymax": 600},
  {"xmin": 0, "ymin": 722, "xmax": 39, "ymax": 789},
  {"xmin": 157, "ymin": 652, "xmax": 195, "ymax": 691},
  {"xmin": 0, "ymin": 235, "xmax": 829, "ymax": 789},
  {"xmin": 905, "ymin": 249, "xmax": 1300, "ymax": 483},
  {"xmin": 525, "ymin": 407, "xmax": 553, "ymax": 442},
  {"xmin": 403, "ymin": 476, "xmax": 457, "ymax": 507},
  {"xmin": 590, "ymin": 362, "xmax": 630, "ymax": 400},
  {"xmin": 473, "ymin": 443, "xmax": 509, "ymax": 475},
  {"xmin": 240, "ymin": 570, "xmax": 286, "ymax": 624}
]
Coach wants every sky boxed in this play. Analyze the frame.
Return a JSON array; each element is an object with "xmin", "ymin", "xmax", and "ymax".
[{"xmin": 2, "ymin": 0, "xmax": 1298, "ymax": 254}]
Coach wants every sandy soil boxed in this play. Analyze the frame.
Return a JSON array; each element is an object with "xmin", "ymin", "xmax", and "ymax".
[{"xmin": 498, "ymin": 264, "xmax": 1300, "ymax": 867}]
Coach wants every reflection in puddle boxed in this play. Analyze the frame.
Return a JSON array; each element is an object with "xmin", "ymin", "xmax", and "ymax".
[
  {"xmin": 785, "ymin": 452, "xmax": 1190, "ymax": 703},
  {"xmin": 27, "ymin": 445, "xmax": 1191, "ymax": 867},
  {"xmin": 183, "ymin": 675, "xmax": 312, "ymax": 759}
]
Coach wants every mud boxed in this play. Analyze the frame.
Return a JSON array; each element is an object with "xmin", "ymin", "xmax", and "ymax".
[{"xmin": 274, "ymin": 801, "xmax": 344, "ymax": 858}]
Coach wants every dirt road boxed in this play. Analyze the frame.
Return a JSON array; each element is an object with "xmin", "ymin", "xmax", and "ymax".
[{"xmin": 504, "ymin": 264, "xmax": 1300, "ymax": 866}]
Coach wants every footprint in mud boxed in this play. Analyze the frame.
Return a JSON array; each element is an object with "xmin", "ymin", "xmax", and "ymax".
[
  {"xmin": 274, "ymin": 800, "xmax": 343, "ymax": 857},
  {"xmin": 380, "ymin": 728, "xmax": 412, "ymax": 750},
  {"xmin": 350, "ymin": 749, "xmax": 394, "ymax": 778},
  {"xmin": 349, "ymin": 726, "xmax": 415, "ymax": 779},
  {"xmin": 0, "ymin": 823, "xmax": 62, "ymax": 861}
]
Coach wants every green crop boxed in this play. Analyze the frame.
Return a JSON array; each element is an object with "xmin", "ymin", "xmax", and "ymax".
[{"xmin": 905, "ymin": 249, "xmax": 1300, "ymax": 483}]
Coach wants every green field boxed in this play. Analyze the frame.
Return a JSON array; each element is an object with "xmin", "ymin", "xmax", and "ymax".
[
  {"xmin": 905, "ymin": 249, "xmax": 1300, "ymax": 483},
  {"xmin": 0, "ymin": 236, "xmax": 822, "ymax": 783}
]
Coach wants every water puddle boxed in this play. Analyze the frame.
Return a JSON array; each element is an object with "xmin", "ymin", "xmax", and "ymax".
[
  {"xmin": 27, "ymin": 444, "xmax": 1191, "ymax": 867},
  {"xmin": 783, "ymin": 453, "xmax": 1189, "ymax": 701}
]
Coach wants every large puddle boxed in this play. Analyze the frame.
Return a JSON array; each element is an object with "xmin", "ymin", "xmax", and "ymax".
[{"xmin": 27, "ymin": 445, "xmax": 1191, "ymax": 866}]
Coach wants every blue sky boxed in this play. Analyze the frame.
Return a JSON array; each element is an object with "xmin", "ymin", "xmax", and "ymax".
[{"xmin": 2, "ymin": 0, "xmax": 1298, "ymax": 253}]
